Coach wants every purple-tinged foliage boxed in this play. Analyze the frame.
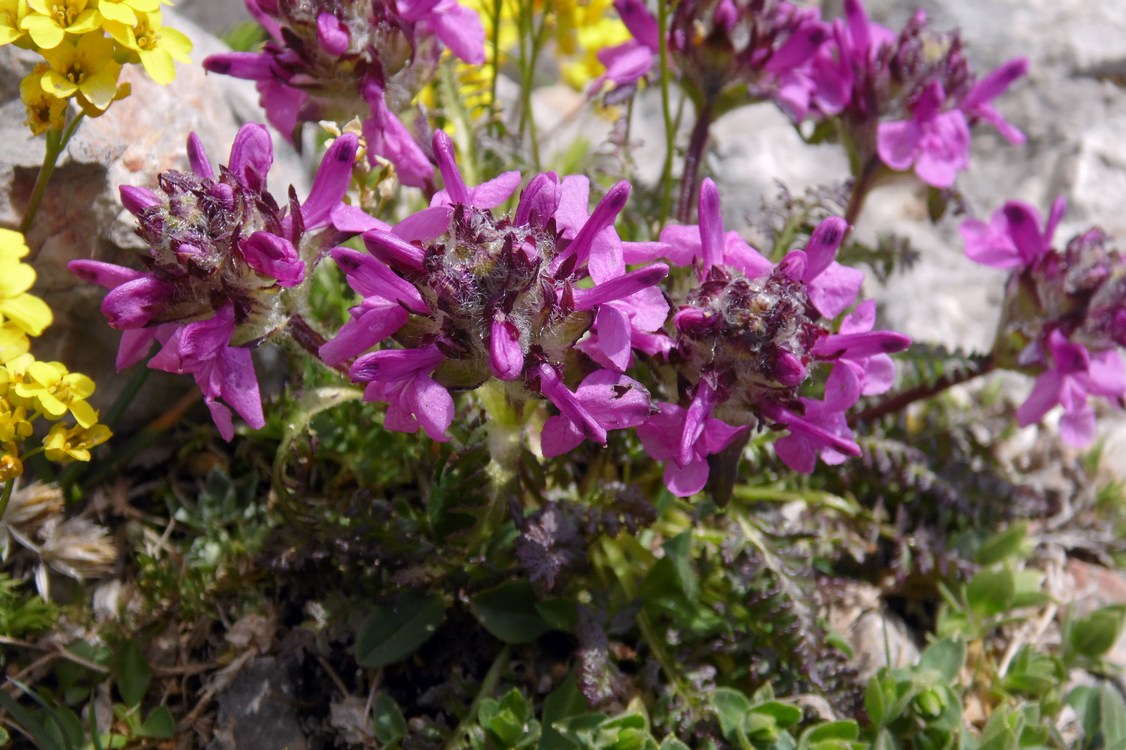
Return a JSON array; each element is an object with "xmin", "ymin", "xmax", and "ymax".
[
  {"xmin": 325, "ymin": 131, "xmax": 667, "ymax": 446},
  {"xmin": 69, "ymin": 124, "xmax": 357, "ymax": 440},
  {"xmin": 963, "ymin": 198, "xmax": 1126, "ymax": 447},
  {"xmin": 203, "ymin": 0, "xmax": 485, "ymax": 187}
]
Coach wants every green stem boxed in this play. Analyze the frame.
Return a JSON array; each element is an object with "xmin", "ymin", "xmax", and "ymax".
[
  {"xmin": 0, "ymin": 478, "xmax": 13, "ymax": 521},
  {"xmin": 21, "ymin": 112, "xmax": 85, "ymax": 242},
  {"xmin": 516, "ymin": 3, "xmax": 543, "ymax": 169},
  {"xmin": 487, "ymin": 0, "xmax": 503, "ymax": 136},
  {"xmin": 442, "ymin": 644, "xmax": 511, "ymax": 750},
  {"xmin": 656, "ymin": 0, "xmax": 675, "ymax": 227},
  {"xmin": 477, "ymin": 380, "xmax": 528, "ymax": 530},
  {"xmin": 851, "ymin": 354, "xmax": 997, "ymax": 425}
]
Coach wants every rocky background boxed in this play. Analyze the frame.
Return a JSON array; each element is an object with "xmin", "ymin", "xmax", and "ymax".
[{"xmin": 2, "ymin": 3, "xmax": 1125, "ymax": 745}]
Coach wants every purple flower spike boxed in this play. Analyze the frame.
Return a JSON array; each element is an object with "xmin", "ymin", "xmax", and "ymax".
[
  {"xmin": 205, "ymin": 0, "xmax": 486, "ymax": 182},
  {"xmin": 71, "ymin": 123, "xmax": 356, "ymax": 439}
]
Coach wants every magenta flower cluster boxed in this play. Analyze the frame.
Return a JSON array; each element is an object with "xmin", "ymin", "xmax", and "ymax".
[
  {"xmin": 203, "ymin": 0, "xmax": 485, "ymax": 188},
  {"xmin": 600, "ymin": 0, "xmax": 1027, "ymax": 189},
  {"xmin": 69, "ymin": 124, "xmax": 357, "ymax": 440},
  {"xmin": 962, "ymin": 199, "xmax": 1126, "ymax": 447},
  {"xmin": 323, "ymin": 131, "xmax": 670, "ymax": 450},
  {"xmin": 630, "ymin": 179, "xmax": 910, "ymax": 495}
]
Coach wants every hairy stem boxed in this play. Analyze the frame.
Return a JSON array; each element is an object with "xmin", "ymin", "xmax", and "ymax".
[
  {"xmin": 287, "ymin": 314, "xmax": 350, "ymax": 377},
  {"xmin": 851, "ymin": 354, "xmax": 996, "ymax": 425},
  {"xmin": 676, "ymin": 97, "xmax": 714, "ymax": 224},
  {"xmin": 844, "ymin": 155, "xmax": 881, "ymax": 231},
  {"xmin": 656, "ymin": 0, "xmax": 675, "ymax": 227}
]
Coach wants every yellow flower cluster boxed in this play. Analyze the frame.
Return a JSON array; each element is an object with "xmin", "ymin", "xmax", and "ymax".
[
  {"xmin": 0, "ymin": 230, "xmax": 109, "ymax": 479},
  {"xmin": 0, "ymin": 0, "xmax": 192, "ymax": 134},
  {"xmin": 463, "ymin": 0, "xmax": 631, "ymax": 91}
]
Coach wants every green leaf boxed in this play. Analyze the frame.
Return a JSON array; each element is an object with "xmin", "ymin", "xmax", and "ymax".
[
  {"xmin": 802, "ymin": 721, "xmax": 859, "ymax": 743},
  {"xmin": 711, "ymin": 687, "xmax": 753, "ymax": 739},
  {"xmin": 978, "ymin": 704, "xmax": 1022, "ymax": 750},
  {"xmin": 542, "ymin": 677, "xmax": 587, "ymax": 750},
  {"xmin": 662, "ymin": 531, "xmax": 699, "ymax": 601},
  {"xmin": 114, "ymin": 639, "xmax": 151, "ymax": 708},
  {"xmin": 1068, "ymin": 606, "xmax": 1126, "ymax": 662},
  {"xmin": 975, "ymin": 524, "xmax": 1028, "ymax": 566},
  {"xmin": 372, "ymin": 694, "xmax": 407, "ymax": 744},
  {"xmin": 659, "ymin": 739, "xmax": 691, "ymax": 750},
  {"xmin": 1001, "ymin": 646, "xmax": 1063, "ymax": 698},
  {"xmin": 967, "ymin": 568, "xmax": 1016, "ymax": 620},
  {"xmin": 917, "ymin": 637, "xmax": 966, "ymax": 683},
  {"xmin": 354, "ymin": 592, "xmax": 446, "ymax": 667},
  {"xmin": 1081, "ymin": 683, "xmax": 1126, "ymax": 749},
  {"xmin": 138, "ymin": 706, "xmax": 175, "ymax": 739},
  {"xmin": 865, "ymin": 676, "xmax": 888, "ymax": 728},
  {"xmin": 470, "ymin": 581, "xmax": 554, "ymax": 644}
]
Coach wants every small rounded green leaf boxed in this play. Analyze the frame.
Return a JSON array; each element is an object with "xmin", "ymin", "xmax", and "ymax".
[{"xmin": 355, "ymin": 592, "xmax": 446, "ymax": 668}]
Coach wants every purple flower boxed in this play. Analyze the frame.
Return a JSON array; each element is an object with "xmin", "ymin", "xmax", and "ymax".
[
  {"xmin": 323, "ymin": 131, "xmax": 668, "ymax": 447},
  {"xmin": 70, "ymin": 124, "xmax": 356, "ymax": 439},
  {"xmin": 1017, "ymin": 330, "xmax": 1125, "ymax": 447},
  {"xmin": 877, "ymin": 81, "xmax": 970, "ymax": 188},
  {"xmin": 351, "ymin": 344, "xmax": 454, "ymax": 441},
  {"xmin": 148, "ymin": 306, "xmax": 264, "ymax": 441},
  {"xmin": 961, "ymin": 197, "xmax": 1065, "ymax": 270},
  {"xmin": 204, "ymin": 0, "xmax": 486, "ymax": 186},
  {"xmin": 637, "ymin": 391, "xmax": 747, "ymax": 497}
]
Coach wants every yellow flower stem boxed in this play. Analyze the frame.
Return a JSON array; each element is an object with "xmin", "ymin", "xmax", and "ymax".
[
  {"xmin": 20, "ymin": 111, "xmax": 86, "ymax": 244},
  {"xmin": 19, "ymin": 446, "xmax": 44, "ymax": 461},
  {"xmin": 0, "ymin": 478, "xmax": 13, "ymax": 520},
  {"xmin": 656, "ymin": 0, "xmax": 675, "ymax": 228},
  {"xmin": 58, "ymin": 360, "xmax": 151, "ymax": 496}
]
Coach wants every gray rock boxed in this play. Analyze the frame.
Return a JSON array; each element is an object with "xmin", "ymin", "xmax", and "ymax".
[{"xmin": 208, "ymin": 657, "xmax": 307, "ymax": 750}]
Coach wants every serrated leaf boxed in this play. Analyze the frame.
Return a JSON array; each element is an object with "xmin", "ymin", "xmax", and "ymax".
[{"xmin": 355, "ymin": 592, "xmax": 446, "ymax": 667}]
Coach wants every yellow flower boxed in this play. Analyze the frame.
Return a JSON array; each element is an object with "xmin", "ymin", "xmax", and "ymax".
[
  {"xmin": 558, "ymin": 0, "xmax": 631, "ymax": 90},
  {"xmin": 0, "ymin": 324, "xmax": 30, "ymax": 365},
  {"xmin": 10, "ymin": 358, "xmax": 98, "ymax": 427},
  {"xmin": 20, "ymin": 0, "xmax": 101, "ymax": 50},
  {"xmin": 38, "ymin": 30, "xmax": 123, "ymax": 111},
  {"xmin": 0, "ymin": 398, "xmax": 33, "ymax": 444},
  {"xmin": 0, "ymin": 0, "xmax": 29, "ymax": 46},
  {"xmin": 0, "ymin": 228, "xmax": 53, "ymax": 337},
  {"xmin": 94, "ymin": 0, "xmax": 158, "ymax": 26},
  {"xmin": 20, "ymin": 66, "xmax": 68, "ymax": 134},
  {"xmin": 0, "ymin": 449, "xmax": 22, "ymax": 481},
  {"xmin": 43, "ymin": 422, "xmax": 111, "ymax": 463},
  {"xmin": 103, "ymin": 9, "xmax": 191, "ymax": 85}
]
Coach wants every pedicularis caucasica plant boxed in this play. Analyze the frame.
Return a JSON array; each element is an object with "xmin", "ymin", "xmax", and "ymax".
[{"xmin": 3, "ymin": 0, "xmax": 1126, "ymax": 747}]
